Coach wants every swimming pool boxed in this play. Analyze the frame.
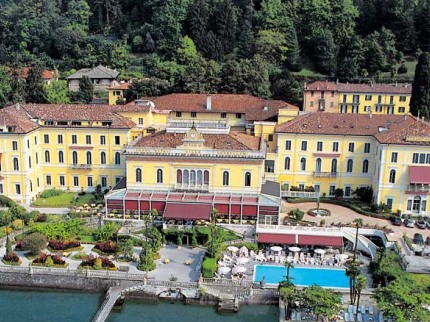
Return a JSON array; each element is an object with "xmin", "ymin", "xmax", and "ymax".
[{"xmin": 253, "ymin": 265, "xmax": 350, "ymax": 288}]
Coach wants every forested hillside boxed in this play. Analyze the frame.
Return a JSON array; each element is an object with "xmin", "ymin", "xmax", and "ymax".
[{"xmin": 0, "ymin": 0, "xmax": 429, "ymax": 105}]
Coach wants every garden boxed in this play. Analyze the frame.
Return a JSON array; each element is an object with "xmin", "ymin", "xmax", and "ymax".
[{"xmin": 32, "ymin": 187, "xmax": 106, "ymax": 208}]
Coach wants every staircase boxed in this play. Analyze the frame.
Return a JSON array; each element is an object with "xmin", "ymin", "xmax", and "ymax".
[
  {"xmin": 218, "ymin": 297, "xmax": 239, "ymax": 312},
  {"xmin": 343, "ymin": 228, "xmax": 378, "ymax": 260}
]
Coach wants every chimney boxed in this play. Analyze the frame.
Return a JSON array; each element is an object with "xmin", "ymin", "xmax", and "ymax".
[
  {"xmin": 206, "ymin": 95, "xmax": 212, "ymax": 110},
  {"xmin": 336, "ymin": 79, "xmax": 339, "ymax": 85},
  {"xmin": 369, "ymin": 112, "xmax": 372, "ymax": 119}
]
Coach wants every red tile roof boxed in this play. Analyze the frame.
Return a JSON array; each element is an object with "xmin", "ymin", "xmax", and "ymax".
[
  {"xmin": 163, "ymin": 203, "xmax": 212, "ymax": 220},
  {"xmin": 132, "ymin": 130, "xmax": 262, "ymax": 151},
  {"xmin": 409, "ymin": 166, "xmax": 430, "ymax": 184},
  {"xmin": 21, "ymin": 104, "xmax": 135, "ymax": 129},
  {"xmin": 276, "ymin": 113, "xmax": 430, "ymax": 145},
  {"xmin": 305, "ymin": 81, "xmax": 411, "ymax": 94},
  {"xmin": 130, "ymin": 94, "xmax": 298, "ymax": 121},
  {"xmin": 0, "ymin": 105, "xmax": 39, "ymax": 133},
  {"xmin": 108, "ymin": 83, "xmax": 130, "ymax": 90},
  {"xmin": 11, "ymin": 67, "xmax": 55, "ymax": 80}
]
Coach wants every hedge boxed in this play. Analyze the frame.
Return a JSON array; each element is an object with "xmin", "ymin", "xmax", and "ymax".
[
  {"xmin": 202, "ymin": 257, "xmax": 217, "ymax": 278},
  {"xmin": 286, "ymin": 198, "xmax": 390, "ymax": 219},
  {"xmin": 0, "ymin": 195, "xmax": 16, "ymax": 207}
]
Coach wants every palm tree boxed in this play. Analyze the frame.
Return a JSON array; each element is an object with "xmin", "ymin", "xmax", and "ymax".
[
  {"xmin": 285, "ymin": 259, "xmax": 294, "ymax": 284},
  {"xmin": 355, "ymin": 274, "xmax": 367, "ymax": 311},
  {"xmin": 345, "ymin": 259, "xmax": 360, "ymax": 304},
  {"xmin": 353, "ymin": 218, "xmax": 363, "ymax": 261}
]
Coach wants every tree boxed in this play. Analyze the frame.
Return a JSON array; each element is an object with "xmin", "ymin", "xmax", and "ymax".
[
  {"xmin": 78, "ymin": 75, "xmax": 94, "ymax": 103},
  {"xmin": 237, "ymin": 17, "xmax": 255, "ymax": 59},
  {"xmin": 25, "ymin": 64, "xmax": 48, "ymax": 103},
  {"xmin": 119, "ymin": 239, "xmax": 134, "ymax": 260},
  {"xmin": 345, "ymin": 259, "xmax": 361, "ymax": 305},
  {"xmin": 355, "ymin": 274, "xmax": 367, "ymax": 311},
  {"xmin": 279, "ymin": 281, "xmax": 296, "ymax": 319},
  {"xmin": 176, "ymin": 36, "xmax": 198, "ymax": 64},
  {"xmin": 22, "ymin": 232, "xmax": 47, "ymax": 255},
  {"xmin": 255, "ymin": 30, "xmax": 288, "ymax": 63},
  {"xmin": 0, "ymin": 66, "xmax": 12, "ymax": 107},
  {"xmin": 97, "ymin": 222, "xmax": 118, "ymax": 241},
  {"xmin": 353, "ymin": 218, "xmax": 363, "ymax": 260},
  {"xmin": 285, "ymin": 24, "xmax": 301, "ymax": 71},
  {"xmin": 411, "ymin": 52, "xmax": 430, "ymax": 119},
  {"xmin": 183, "ymin": 56, "xmax": 220, "ymax": 93},
  {"xmin": 126, "ymin": 78, "xmax": 170, "ymax": 102},
  {"xmin": 313, "ymin": 30, "xmax": 337, "ymax": 75},
  {"xmin": 110, "ymin": 41, "xmax": 130, "ymax": 71},
  {"xmin": 45, "ymin": 80, "xmax": 70, "ymax": 104},
  {"xmin": 138, "ymin": 241, "xmax": 156, "ymax": 272},
  {"xmin": 284, "ymin": 260, "xmax": 294, "ymax": 284},
  {"xmin": 299, "ymin": 285, "xmax": 341, "ymax": 321},
  {"xmin": 5, "ymin": 235, "xmax": 13, "ymax": 256}
]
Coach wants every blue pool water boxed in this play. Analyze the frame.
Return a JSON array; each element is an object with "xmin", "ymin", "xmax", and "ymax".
[{"xmin": 254, "ymin": 265, "xmax": 350, "ymax": 288}]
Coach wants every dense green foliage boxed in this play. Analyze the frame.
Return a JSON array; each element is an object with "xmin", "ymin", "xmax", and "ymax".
[
  {"xmin": 0, "ymin": 0, "xmax": 428, "ymax": 108},
  {"xmin": 202, "ymin": 257, "xmax": 217, "ymax": 278},
  {"xmin": 22, "ymin": 232, "xmax": 48, "ymax": 255},
  {"xmin": 411, "ymin": 52, "xmax": 430, "ymax": 118}
]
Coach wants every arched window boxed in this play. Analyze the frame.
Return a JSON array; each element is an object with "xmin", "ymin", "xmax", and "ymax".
[
  {"xmin": 315, "ymin": 158, "xmax": 322, "ymax": 172},
  {"xmin": 13, "ymin": 158, "xmax": 19, "ymax": 171},
  {"xmin": 331, "ymin": 159, "xmax": 337, "ymax": 173},
  {"xmin": 115, "ymin": 152, "xmax": 121, "ymax": 165},
  {"xmin": 244, "ymin": 172, "xmax": 251, "ymax": 187},
  {"xmin": 284, "ymin": 157, "xmax": 290, "ymax": 170},
  {"xmin": 176, "ymin": 170, "xmax": 182, "ymax": 184},
  {"xmin": 204, "ymin": 170, "xmax": 209, "ymax": 185},
  {"xmin": 347, "ymin": 159, "xmax": 353, "ymax": 172},
  {"xmin": 197, "ymin": 170, "xmax": 203, "ymax": 185},
  {"xmin": 389, "ymin": 169, "xmax": 396, "ymax": 183},
  {"xmin": 86, "ymin": 151, "xmax": 92, "ymax": 165},
  {"xmin": 223, "ymin": 171, "xmax": 229, "ymax": 186},
  {"xmin": 136, "ymin": 168, "xmax": 142, "ymax": 183},
  {"xmin": 413, "ymin": 195, "xmax": 422, "ymax": 211},
  {"xmin": 72, "ymin": 151, "xmax": 78, "ymax": 164},
  {"xmin": 183, "ymin": 170, "xmax": 189, "ymax": 184},
  {"xmin": 300, "ymin": 158, "xmax": 306, "ymax": 171},
  {"xmin": 58, "ymin": 151, "xmax": 64, "ymax": 163},
  {"xmin": 45, "ymin": 150, "xmax": 50, "ymax": 163},
  {"xmin": 362, "ymin": 160, "xmax": 369, "ymax": 173},
  {"xmin": 100, "ymin": 152, "xmax": 106, "ymax": 164},
  {"xmin": 157, "ymin": 169, "xmax": 163, "ymax": 183},
  {"xmin": 190, "ymin": 170, "xmax": 196, "ymax": 185}
]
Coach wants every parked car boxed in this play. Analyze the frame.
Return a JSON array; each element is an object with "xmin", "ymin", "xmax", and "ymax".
[
  {"xmin": 416, "ymin": 220, "xmax": 427, "ymax": 229},
  {"xmin": 404, "ymin": 219, "xmax": 415, "ymax": 228},
  {"xmin": 391, "ymin": 216, "xmax": 403, "ymax": 226},
  {"xmin": 426, "ymin": 221, "xmax": 430, "ymax": 229},
  {"xmin": 413, "ymin": 233, "xmax": 424, "ymax": 245},
  {"xmin": 426, "ymin": 236, "xmax": 430, "ymax": 246}
]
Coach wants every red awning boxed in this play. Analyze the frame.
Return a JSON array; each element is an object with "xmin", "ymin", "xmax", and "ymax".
[
  {"xmin": 298, "ymin": 235, "xmax": 343, "ymax": 247},
  {"xmin": 163, "ymin": 203, "xmax": 212, "ymax": 220},
  {"xmin": 258, "ymin": 233, "xmax": 295, "ymax": 244},
  {"xmin": 409, "ymin": 166, "xmax": 430, "ymax": 184}
]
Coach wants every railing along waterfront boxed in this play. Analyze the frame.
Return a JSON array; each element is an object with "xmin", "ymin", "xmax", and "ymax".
[{"xmin": 201, "ymin": 278, "xmax": 253, "ymax": 288}]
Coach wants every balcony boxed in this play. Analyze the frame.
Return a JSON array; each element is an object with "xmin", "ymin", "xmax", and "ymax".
[
  {"xmin": 166, "ymin": 120, "xmax": 229, "ymax": 134},
  {"xmin": 70, "ymin": 164, "xmax": 92, "ymax": 170},
  {"xmin": 313, "ymin": 171, "xmax": 337, "ymax": 178},
  {"xmin": 318, "ymin": 99, "xmax": 325, "ymax": 111},
  {"xmin": 174, "ymin": 184, "xmax": 209, "ymax": 192},
  {"xmin": 406, "ymin": 185, "xmax": 430, "ymax": 193}
]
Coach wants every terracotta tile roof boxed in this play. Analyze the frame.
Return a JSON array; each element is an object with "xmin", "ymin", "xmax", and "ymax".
[
  {"xmin": 108, "ymin": 83, "xmax": 130, "ymax": 90},
  {"xmin": 132, "ymin": 130, "xmax": 261, "ymax": 151},
  {"xmin": 276, "ymin": 113, "xmax": 430, "ymax": 146},
  {"xmin": 130, "ymin": 94, "xmax": 298, "ymax": 121},
  {"xmin": 0, "ymin": 104, "xmax": 39, "ymax": 133},
  {"xmin": 110, "ymin": 104, "xmax": 150, "ymax": 113},
  {"xmin": 20, "ymin": 104, "xmax": 135, "ymax": 129},
  {"xmin": 305, "ymin": 81, "xmax": 411, "ymax": 94},
  {"xmin": 10, "ymin": 67, "xmax": 55, "ymax": 80}
]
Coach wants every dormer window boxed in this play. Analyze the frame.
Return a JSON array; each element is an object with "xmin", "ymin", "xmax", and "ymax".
[
  {"xmin": 102, "ymin": 121, "xmax": 112, "ymax": 126},
  {"xmin": 44, "ymin": 121, "xmax": 54, "ymax": 126},
  {"xmin": 71, "ymin": 121, "xmax": 82, "ymax": 126}
]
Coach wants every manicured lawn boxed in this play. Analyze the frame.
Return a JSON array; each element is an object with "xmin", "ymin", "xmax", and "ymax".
[
  {"xmin": 409, "ymin": 273, "xmax": 430, "ymax": 288},
  {"xmin": 32, "ymin": 193, "xmax": 94, "ymax": 207}
]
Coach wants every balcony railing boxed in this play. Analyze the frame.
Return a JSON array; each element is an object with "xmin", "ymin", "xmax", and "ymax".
[
  {"xmin": 406, "ymin": 185, "xmax": 430, "ymax": 193},
  {"xmin": 174, "ymin": 184, "xmax": 209, "ymax": 192},
  {"xmin": 281, "ymin": 191, "xmax": 320, "ymax": 198},
  {"xmin": 70, "ymin": 164, "xmax": 92, "ymax": 170},
  {"xmin": 313, "ymin": 171, "xmax": 337, "ymax": 178},
  {"xmin": 167, "ymin": 120, "xmax": 229, "ymax": 129}
]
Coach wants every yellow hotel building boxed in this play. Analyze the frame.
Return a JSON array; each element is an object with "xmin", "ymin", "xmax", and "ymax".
[
  {"xmin": 1, "ymin": 90, "xmax": 430, "ymax": 219},
  {"xmin": 303, "ymin": 81, "xmax": 411, "ymax": 115}
]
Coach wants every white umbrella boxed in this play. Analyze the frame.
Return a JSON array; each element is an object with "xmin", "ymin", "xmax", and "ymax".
[
  {"xmin": 270, "ymin": 246, "xmax": 283, "ymax": 252},
  {"xmin": 227, "ymin": 246, "xmax": 239, "ymax": 253},
  {"xmin": 289, "ymin": 246, "xmax": 301, "ymax": 252},
  {"xmin": 337, "ymin": 254, "xmax": 349, "ymax": 260},
  {"xmin": 218, "ymin": 266, "xmax": 231, "ymax": 274},
  {"xmin": 232, "ymin": 266, "xmax": 247, "ymax": 274},
  {"xmin": 236, "ymin": 257, "xmax": 249, "ymax": 264},
  {"xmin": 239, "ymin": 245, "xmax": 249, "ymax": 255},
  {"xmin": 314, "ymin": 249, "xmax": 326, "ymax": 255}
]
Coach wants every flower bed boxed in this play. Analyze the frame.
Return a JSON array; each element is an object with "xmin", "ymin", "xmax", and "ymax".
[
  {"xmin": 2, "ymin": 253, "xmax": 22, "ymax": 266},
  {"xmin": 48, "ymin": 240, "xmax": 83, "ymax": 252},
  {"xmin": 32, "ymin": 254, "xmax": 68, "ymax": 268},
  {"xmin": 93, "ymin": 241, "xmax": 117, "ymax": 255},
  {"xmin": 79, "ymin": 256, "xmax": 117, "ymax": 271}
]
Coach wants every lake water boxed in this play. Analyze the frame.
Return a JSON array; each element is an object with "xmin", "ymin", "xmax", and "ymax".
[{"xmin": 0, "ymin": 288, "xmax": 278, "ymax": 322}]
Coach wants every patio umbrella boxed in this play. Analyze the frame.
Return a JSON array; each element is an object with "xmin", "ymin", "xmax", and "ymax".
[
  {"xmin": 270, "ymin": 246, "xmax": 283, "ymax": 252},
  {"xmin": 236, "ymin": 257, "xmax": 249, "ymax": 264},
  {"xmin": 232, "ymin": 266, "xmax": 247, "ymax": 274},
  {"xmin": 314, "ymin": 249, "xmax": 326, "ymax": 255},
  {"xmin": 337, "ymin": 254, "xmax": 348, "ymax": 261},
  {"xmin": 227, "ymin": 246, "xmax": 239, "ymax": 253},
  {"xmin": 289, "ymin": 246, "xmax": 301, "ymax": 252},
  {"xmin": 218, "ymin": 266, "xmax": 231, "ymax": 274},
  {"xmin": 239, "ymin": 246, "xmax": 249, "ymax": 257}
]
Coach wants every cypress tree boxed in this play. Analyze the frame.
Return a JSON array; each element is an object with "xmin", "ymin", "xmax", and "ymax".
[
  {"xmin": 79, "ymin": 75, "xmax": 94, "ymax": 103},
  {"xmin": 411, "ymin": 52, "xmax": 430, "ymax": 119},
  {"xmin": 25, "ymin": 64, "xmax": 48, "ymax": 103},
  {"xmin": 285, "ymin": 24, "xmax": 301, "ymax": 72}
]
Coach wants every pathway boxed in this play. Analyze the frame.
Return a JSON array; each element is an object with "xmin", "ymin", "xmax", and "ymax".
[{"xmin": 21, "ymin": 204, "xmax": 70, "ymax": 215}]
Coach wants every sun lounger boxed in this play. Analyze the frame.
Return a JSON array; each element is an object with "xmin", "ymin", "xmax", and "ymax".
[
  {"xmin": 378, "ymin": 312, "xmax": 384, "ymax": 322},
  {"xmin": 353, "ymin": 305, "xmax": 357, "ymax": 314},
  {"xmin": 345, "ymin": 312, "xmax": 350, "ymax": 321},
  {"xmin": 360, "ymin": 306, "xmax": 366, "ymax": 313},
  {"xmin": 368, "ymin": 305, "xmax": 374, "ymax": 315},
  {"xmin": 357, "ymin": 313, "xmax": 363, "ymax": 322},
  {"xmin": 348, "ymin": 305, "xmax": 354, "ymax": 313},
  {"xmin": 296, "ymin": 311, "xmax": 301, "ymax": 321},
  {"xmin": 291, "ymin": 310, "xmax": 297, "ymax": 321},
  {"xmin": 363, "ymin": 313, "xmax": 369, "ymax": 322}
]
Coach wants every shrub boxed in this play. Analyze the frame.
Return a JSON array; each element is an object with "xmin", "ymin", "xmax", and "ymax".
[
  {"xmin": 40, "ymin": 189, "xmax": 64, "ymax": 198},
  {"xmin": 22, "ymin": 233, "xmax": 47, "ymax": 255},
  {"xmin": 397, "ymin": 63, "xmax": 408, "ymax": 74},
  {"xmin": 202, "ymin": 257, "xmax": 217, "ymax": 278},
  {"xmin": 80, "ymin": 256, "xmax": 116, "ymax": 270},
  {"xmin": 36, "ymin": 214, "xmax": 48, "ymax": 222},
  {"xmin": 48, "ymin": 240, "xmax": 81, "ymax": 251},
  {"xmin": 94, "ymin": 241, "xmax": 117, "ymax": 254},
  {"xmin": 3, "ymin": 252, "xmax": 20, "ymax": 264},
  {"xmin": 33, "ymin": 254, "xmax": 66, "ymax": 266},
  {"xmin": 0, "ymin": 195, "xmax": 16, "ymax": 207},
  {"xmin": 231, "ymin": 242, "xmax": 259, "ymax": 252}
]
